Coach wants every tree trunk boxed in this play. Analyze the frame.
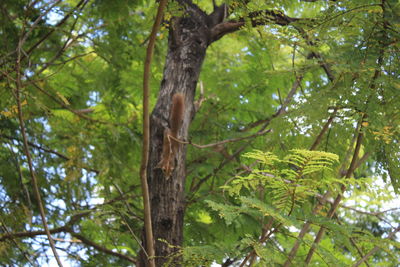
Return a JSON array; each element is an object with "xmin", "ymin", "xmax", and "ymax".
[{"xmin": 138, "ymin": 3, "xmax": 223, "ymax": 266}]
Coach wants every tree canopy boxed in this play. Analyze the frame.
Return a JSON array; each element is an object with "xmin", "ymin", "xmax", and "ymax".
[{"xmin": 0, "ymin": 0, "xmax": 399, "ymax": 266}]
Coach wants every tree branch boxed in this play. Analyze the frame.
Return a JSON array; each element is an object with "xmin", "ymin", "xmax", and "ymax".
[
  {"xmin": 304, "ymin": 115, "xmax": 365, "ymax": 264},
  {"xmin": 281, "ymin": 115, "xmax": 361, "ymax": 267},
  {"xmin": 0, "ymin": 216, "xmax": 38, "ymax": 266},
  {"xmin": 0, "ymin": 133, "xmax": 99, "ymax": 174},
  {"xmin": 0, "ymin": 223, "xmax": 137, "ymax": 264},
  {"xmin": 309, "ymin": 108, "xmax": 337, "ymax": 150},
  {"xmin": 211, "ymin": 9, "xmax": 301, "ymax": 42},
  {"xmin": 240, "ymin": 75, "xmax": 303, "ymax": 132},
  {"xmin": 0, "ymin": 208, "xmax": 136, "ymax": 263},
  {"xmin": 69, "ymin": 232, "xmax": 137, "ymax": 264},
  {"xmin": 169, "ymin": 128, "xmax": 271, "ymax": 149},
  {"xmin": 294, "ymin": 27, "xmax": 336, "ymax": 82},
  {"xmin": 140, "ymin": 0, "xmax": 168, "ymax": 266},
  {"xmin": 352, "ymin": 225, "xmax": 400, "ymax": 267},
  {"xmin": 303, "ymin": 9, "xmax": 388, "ymax": 259},
  {"xmin": 187, "ymin": 74, "xmax": 303, "ymax": 202},
  {"xmin": 0, "ymin": 225, "xmax": 67, "ymax": 242},
  {"xmin": 0, "ymin": 210, "xmax": 89, "ymax": 242},
  {"xmin": 0, "ymin": 0, "xmax": 89, "ymax": 75},
  {"xmin": 187, "ymin": 141, "xmax": 250, "ymax": 201},
  {"xmin": 12, "ymin": 27, "xmax": 63, "ymax": 267}
]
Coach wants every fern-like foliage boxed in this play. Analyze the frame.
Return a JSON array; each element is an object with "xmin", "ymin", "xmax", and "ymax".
[
  {"xmin": 223, "ymin": 149, "xmax": 339, "ymax": 214},
  {"xmin": 204, "ymin": 149, "xmax": 377, "ymax": 266}
]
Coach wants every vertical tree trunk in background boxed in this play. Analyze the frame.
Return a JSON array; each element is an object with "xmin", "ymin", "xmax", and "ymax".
[{"xmin": 139, "ymin": 4, "xmax": 216, "ymax": 266}]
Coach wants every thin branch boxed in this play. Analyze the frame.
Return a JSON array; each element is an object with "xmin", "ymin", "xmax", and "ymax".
[
  {"xmin": 140, "ymin": 0, "xmax": 168, "ymax": 266},
  {"xmin": 240, "ymin": 25, "xmax": 336, "ymax": 133},
  {"xmin": 303, "ymin": 6, "xmax": 387, "ymax": 259},
  {"xmin": 281, "ymin": 115, "xmax": 359, "ymax": 267},
  {"xmin": 222, "ymin": 257, "xmax": 237, "ymax": 267},
  {"xmin": 52, "ymin": 238, "xmax": 82, "ymax": 243},
  {"xmin": 1, "ymin": 69, "xmax": 116, "ymax": 126},
  {"xmin": 304, "ymin": 115, "xmax": 365, "ymax": 264},
  {"xmin": 0, "ymin": 221, "xmax": 137, "ymax": 264},
  {"xmin": 0, "ymin": 206, "xmax": 137, "ymax": 263},
  {"xmin": 187, "ymin": 74, "xmax": 303, "ymax": 201},
  {"xmin": 69, "ymin": 232, "xmax": 137, "ymax": 264},
  {"xmin": 27, "ymin": 0, "xmax": 43, "ymax": 9},
  {"xmin": 0, "ymin": 216, "xmax": 38, "ymax": 266},
  {"xmin": 22, "ymin": 75, "xmax": 124, "ymax": 127},
  {"xmin": 34, "ymin": 32, "xmax": 87, "ymax": 77},
  {"xmin": 0, "ymin": 133, "xmax": 99, "ymax": 174},
  {"xmin": 276, "ymin": 75, "xmax": 303, "ymax": 117},
  {"xmin": 0, "ymin": 210, "xmax": 89, "ymax": 242},
  {"xmin": 239, "ymin": 219, "xmax": 276, "ymax": 266},
  {"xmin": 352, "ymin": 225, "xmax": 400, "ymax": 267},
  {"xmin": 240, "ymin": 75, "xmax": 303, "ymax": 132},
  {"xmin": 332, "ymin": 214, "xmax": 371, "ymax": 267},
  {"xmin": 236, "ymin": 107, "xmax": 342, "ymax": 266},
  {"xmin": 113, "ymin": 183, "xmax": 148, "ymax": 256},
  {"xmin": 0, "ymin": 0, "xmax": 89, "ymax": 74},
  {"xmin": 316, "ymin": 192, "xmax": 400, "ymax": 218},
  {"xmin": 309, "ymin": 108, "xmax": 337, "ymax": 150},
  {"xmin": 294, "ymin": 26, "xmax": 336, "ymax": 82},
  {"xmin": 188, "ymin": 141, "xmax": 250, "ymax": 200},
  {"xmin": 19, "ymin": 0, "xmax": 61, "ymax": 47},
  {"xmin": 27, "ymin": 77, "xmax": 99, "ymax": 122},
  {"xmin": 26, "ymin": 0, "xmax": 89, "ymax": 58},
  {"xmin": 4, "ymin": 140, "xmax": 33, "ymax": 209},
  {"xmin": 169, "ymin": 128, "xmax": 271, "ymax": 149},
  {"xmin": 13, "ymin": 30, "xmax": 63, "ymax": 267},
  {"xmin": 0, "ymin": 226, "xmax": 65, "ymax": 242}
]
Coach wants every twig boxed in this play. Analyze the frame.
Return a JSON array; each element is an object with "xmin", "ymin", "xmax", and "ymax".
[
  {"xmin": 318, "ymin": 193, "xmax": 398, "ymax": 217},
  {"xmin": 4, "ymin": 140, "xmax": 33, "ymax": 209},
  {"xmin": 188, "ymin": 141, "xmax": 251, "ymax": 199},
  {"xmin": 0, "ymin": 211, "xmax": 90, "ymax": 242},
  {"xmin": 239, "ymin": 219, "xmax": 276, "ymax": 267},
  {"xmin": 113, "ymin": 183, "xmax": 148, "ymax": 257},
  {"xmin": 194, "ymin": 81, "xmax": 206, "ymax": 112},
  {"xmin": 331, "ymin": 215, "xmax": 371, "ymax": 267},
  {"xmin": 27, "ymin": 77, "xmax": 99, "ymax": 122},
  {"xmin": 169, "ymin": 128, "xmax": 271, "ymax": 149},
  {"xmin": 52, "ymin": 238, "xmax": 82, "ymax": 243}
]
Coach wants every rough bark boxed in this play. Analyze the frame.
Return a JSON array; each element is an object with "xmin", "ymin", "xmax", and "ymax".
[
  {"xmin": 138, "ymin": 2, "xmax": 227, "ymax": 266},
  {"xmin": 134, "ymin": 2, "xmax": 306, "ymax": 265}
]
